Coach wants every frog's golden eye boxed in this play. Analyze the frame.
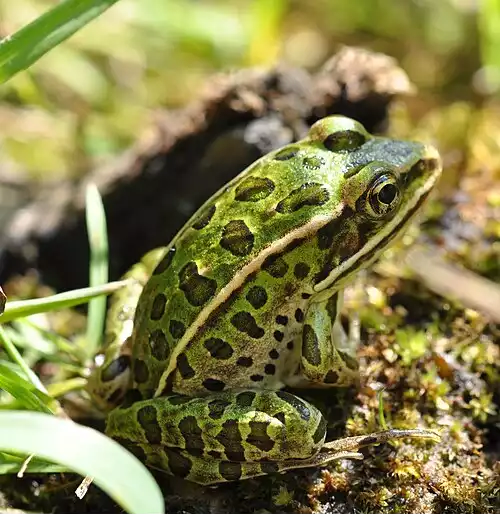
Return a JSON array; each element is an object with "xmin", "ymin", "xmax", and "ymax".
[{"xmin": 367, "ymin": 173, "xmax": 401, "ymax": 217}]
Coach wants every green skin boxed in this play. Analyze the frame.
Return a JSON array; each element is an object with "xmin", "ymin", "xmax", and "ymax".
[{"xmin": 88, "ymin": 116, "xmax": 442, "ymax": 485}]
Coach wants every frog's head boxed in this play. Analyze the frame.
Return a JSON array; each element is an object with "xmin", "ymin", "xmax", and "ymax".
[{"xmin": 306, "ymin": 116, "xmax": 442, "ymax": 293}]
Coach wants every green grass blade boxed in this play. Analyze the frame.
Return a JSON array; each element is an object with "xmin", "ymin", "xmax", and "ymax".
[
  {"xmin": 85, "ymin": 183, "xmax": 109, "ymax": 356},
  {"xmin": 0, "ymin": 451, "xmax": 66, "ymax": 474},
  {"xmin": 0, "ymin": 280, "xmax": 129, "ymax": 323},
  {"xmin": 0, "ymin": 363, "xmax": 54, "ymax": 413},
  {"xmin": 0, "ymin": 412, "xmax": 164, "ymax": 514},
  {"xmin": 0, "ymin": 0, "xmax": 120, "ymax": 84},
  {"xmin": 0, "ymin": 326, "xmax": 45, "ymax": 391}
]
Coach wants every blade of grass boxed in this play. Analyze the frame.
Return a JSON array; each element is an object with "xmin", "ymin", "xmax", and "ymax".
[
  {"xmin": 0, "ymin": 451, "xmax": 66, "ymax": 474},
  {"xmin": 85, "ymin": 183, "xmax": 109, "ymax": 356},
  {"xmin": 0, "ymin": 0, "xmax": 120, "ymax": 84},
  {"xmin": 0, "ymin": 280, "xmax": 130, "ymax": 323},
  {"xmin": 0, "ymin": 326, "xmax": 45, "ymax": 391},
  {"xmin": 0, "ymin": 412, "xmax": 165, "ymax": 514},
  {"xmin": 0, "ymin": 363, "xmax": 54, "ymax": 413}
]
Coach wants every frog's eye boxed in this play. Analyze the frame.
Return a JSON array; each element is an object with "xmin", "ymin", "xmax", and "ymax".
[{"xmin": 366, "ymin": 173, "xmax": 401, "ymax": 217}]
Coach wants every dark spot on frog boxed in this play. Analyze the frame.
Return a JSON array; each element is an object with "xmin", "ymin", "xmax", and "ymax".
[
  {"xmin": 234, "ymin": 176, "xmax": 276, "ymax": 202},
  {"xmin": 208, "ymin": 399, "xmax": 231, "ymax": 419},
  {"xmin": 118, "ymin": 388, "xmax": 143, "ymax": 409},
  {"xmin": 169, "ymin": 319, "xmax": 185, "ymax": 339},
  {"xmin": 220, "ymin": 219, "xmax": 255, "ymax": 257},
  {"xmin": 245, "ymin": 286, "xmax": 268, "ymax": 309},
  {"xmin": 276, "ymin": 391, "xmax": 310, "ymax": 421},
  {"xmin": 273, "ymin": 330, "xmax": 284, "ymax": 342},
  {"xmin": 178, "ymin": 262, "xmax": 217, "ymax": 307},
  {"xmin": 148, "ymin": 329, "xmax": 170, "ymax": 361},
  {"xmin": 269, "ymin": 349, "xmax": 279, "ymax": 359},
  {"xmin": 264, "ymin": 364, "xmax": 275, "ymax": 375},
  {"xmin": 323, "ymin": 130, "xmax": 366, "ymax": 153},
  {"xmin": 294, "ymin": 308, "xmax": 304, "ymax": 323},
  {"xmin": 276, "ymin": 183, "xmax": 330, "ymax": 214},
  {"xmin": 250, "ymin": 374, "xmax": 264, "ymax": 382},
  {"xmin": 150, "ymin": 293, "xmax": 167, "ymax": 321},
  {"xmin": 317, "ymin": 214, "xmax": 347, "ymax": 250},
  {"xmin": 231, "ymin": 311, "xmax": 265, "ymax": 339},
  {"xmin": 204, "ymin": 337, "xmax": 234, "ymax": 360},
  {"xmin": 236, "ymin": 356, "xmax": 253, "ymax": 367},
  {"xmin": 275, "ymin": 314, "xmax": 288, "ymax": 325},
  {"xmin": 133, "ymin": 359, "xmax": 149, "ymax": 384},
  {"xmin": 302, "ymin": 324, "xmax": 321, "ymax": 366},
  {"xmin": 262, "ymin": 254, "xmax": 288, "ymax": 278},
  {"xmin": 216, "ymin": 419, "xmax": 245, "ymax": 462},
  {"xmin": 192, "ymin": 204, "xmax": 216, "ymax": 230},
  {"xmin": 260, "ymin": 461, "xmax": 279, "ymax": 474},
  {"xmin": 326, "ymin": 293, "xmax": 338, "ymax": 321},
  {"xmin": 177, "ymin": 353, "xmax": 195, "ymax": 379},
  {"xmin": 323, "ymin": 370, "xmax": 339, "ymax": 384},
  {"xmin": 208, "ymin": 450, "xmax": 222, "ymax": 459},
  {"xmin": 152, "ymin": 247, "xmax": 176, "ymax": 275},
  {"xmin": 219, "ymin": 461, "xmax": 243, "ymax": 481},
  {"xmin": 286, "ymin": 341, "xmax": 294, "ymax": 350},
  {"xmin": 202, "ymin": 378, "xmax": 226, "ymax": 392},
  {"xmin": 273, "ymin": 146, "xmax": 299, "ymax": 161},
  {"xmin": 165, "ymin": 447, "xmax": 192, "ymax": 478},
  {"xmin": 312, "ymin": 416, "xmax": 327, "ymax": 444},
  {"xmin": 301, "ymin": 292, "xmax": 312, "ymax": 299},
  {"xmin": 179, "ymin": 415, "xmax": 204, "ymax": 456},
  {"xmin": 137, "ymin": 405, "xmax": 162, "ymax": 444},
  {"xmin": 247, "ymin": 421, "xmax": 275, "ymax": 452},
  {"xmin": 167, "ymin": 395, "xmax": 192, "ymax": 405},
  {"xmin": 235, "ymin": 391, "xmax": 256, "ymax": 407},
  {"xmin": 294, "ymin": 262, "xmax": 310, "ymax": 279},
  {"xmin": 273, "ymin": 412, "xmax": 286, "ymax": 424}
]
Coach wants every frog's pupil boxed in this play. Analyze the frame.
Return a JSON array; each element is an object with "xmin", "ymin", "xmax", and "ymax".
[{"xmin": 378, "ymin": 183, "xmax": 397, "ymax": 204}]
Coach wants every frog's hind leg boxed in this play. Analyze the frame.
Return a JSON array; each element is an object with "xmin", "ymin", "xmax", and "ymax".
[
  {"xmin": 105, "ymin": 389, "xmax": 329, "ymax": 484},
  {"xmin": 106, "ymin": 389, "xmax": 440, "ymax": 484}
]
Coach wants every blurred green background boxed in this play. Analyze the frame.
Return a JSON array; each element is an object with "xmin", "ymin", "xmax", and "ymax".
[{"xmin": 0, "ymin": 0, "xmax": 496, "ymax": 179}]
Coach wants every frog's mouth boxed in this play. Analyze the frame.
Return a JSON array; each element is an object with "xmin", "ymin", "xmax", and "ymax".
[{"xmin": 314, "ymin": 147, "xmax": 442, "ymax": 293}]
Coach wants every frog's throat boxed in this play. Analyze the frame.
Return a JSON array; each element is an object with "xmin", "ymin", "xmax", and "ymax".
[{"xmin": 154, "ymin": 210, "xmax": 339, "ymax": 397}]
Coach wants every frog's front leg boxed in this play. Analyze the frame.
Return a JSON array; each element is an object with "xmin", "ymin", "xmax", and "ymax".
[{"xmin": 299, "ymin": 291, "xmax": 360, "ymax": 387}]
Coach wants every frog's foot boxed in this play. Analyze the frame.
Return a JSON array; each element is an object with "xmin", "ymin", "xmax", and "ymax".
[{"xmin": 268, "ymin": 428, "xmax": 441, "ymax": 475}]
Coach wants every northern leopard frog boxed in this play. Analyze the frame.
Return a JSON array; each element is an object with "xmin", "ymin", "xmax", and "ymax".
[{"xmin": 88, "ymin": 116, "xmax": 442, "ymax": 485}]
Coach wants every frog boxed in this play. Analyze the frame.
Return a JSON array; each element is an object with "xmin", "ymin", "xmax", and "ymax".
[{"xmin": 87, "ymin": 115, "xmax": 442, "ymax": 485}]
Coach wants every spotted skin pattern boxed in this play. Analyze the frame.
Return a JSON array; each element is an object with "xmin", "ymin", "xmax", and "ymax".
[{"xmin": 88, "ymin": 116, "xmax": 442, "ymax": 484}]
